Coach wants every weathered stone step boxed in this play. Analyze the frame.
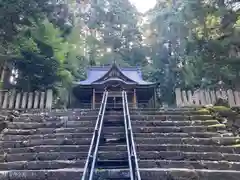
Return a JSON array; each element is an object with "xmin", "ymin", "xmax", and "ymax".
[
  {"xmin": 102, "ymin": 133, "xmax": 125, "ymax": 139},
  {"xmin": 1, "ymin": 133, "xmax": 93, "ymax": 141},
  {"xmin": 98, "ymin": 145, "xmax": 127, "ymax": 152},
  {"xmin": 134, "ymin": 132, "xmax": 231, "ymax": 138},
  {"xmin": 102, "ymin": 127, "xmax": 125, "ymax": 133},
  {"xmin": 132, "ymin": 107, "xmax": 200, "ymax": 111},
  {"xmin": 7, "ymin": 121, "xmax": 95, "ymax": 129},
  {"xmin": 0, "ymin": 138, "xmax": 92, "ymax": 148},
  {"xmin": 0, "ymin": 152, "xmax": 88, "ymax": 162},
  {"xmin": 3, "ymin": 127, "xmax": 95, "ymax": 135},
  {"xmin": 132, "ymin": 125, "xmax": 226, "ymax": 133},
  {"xmin": 135, "ymin": 137, "xmax": 240, "ymax": 146},
  {"xmin": 100, "ymin": 137, "xmax": 126, "ymax": 145},
  {"xmin": 103, "ymin": 120, "xmax": 124, "ymax": 127},
  {"xmin": 93, "ymin": 169, "xmax": 130, "ymax": 180},
  {"xmin": 13, "ymin": 115, "xmax": 98, "ymax": 122},
  {"xmin": 92, "ymin": 168, "xmax": 240, "ymax": 180},
  {"xmin": 0, "ymin": 160, "xmax": 86, "ymax": 170},
  {"xmin": 131, "ymin": 120, "xmax": 219, "ymax": 127},
  {"xmin": 98, "ymin": 151, "xmax": 128, "ymax": 160},
  {"xmin": 0, "ymin": 145, "xmax": 90, "ymax": 154},
  {"xmin": 131, "ymin": 110, "xmax": 210, "ymax": 115},
  {"xmin": 137, "ymin": 151, "xmax": 240, "ymax": 162},
  {"xmin": 130, "ymin": 114, "xmax": 213, "ymax": 121},
  {"xmin": 22, "ymin": 108, "xmax": 94, "ymax": 114},
  {"xmin": 93, "ymin": 150, "xmax": 240, "ymax": 162},
  {"xmin": 139, "ymin": 168, "xmax": 240, "ymax": 180},
  {"xmin": 136, "ymin": 144, "xmax": 239, "ymax": 154},
  {"xmin": 21, "ymin": 109, "xmax": 97, "ymax": 116},
  {"xmin": 0, "ymin": 169, "xmax": 84, "ymax": 180},
  {"xmin": 138, "ymin": 160, "xmax": 240, "ymax": 171},
  {"xmin": 97, "ymin": 160, "xmax": 129, "ymax": 169}
]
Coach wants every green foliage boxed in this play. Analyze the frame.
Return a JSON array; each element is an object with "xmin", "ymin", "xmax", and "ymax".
[{"xmin": 142, "ymin": 0, "xmax": 240, "ymax": 103}]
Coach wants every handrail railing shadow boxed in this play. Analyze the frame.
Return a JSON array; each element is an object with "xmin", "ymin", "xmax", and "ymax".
[
  {"xmin": 81, "ymin": 91, "xmax": 108, "ymax": 180},
  {"xmin": 122, "ymin": 91, "xmax": 141, "ymax": 180}
]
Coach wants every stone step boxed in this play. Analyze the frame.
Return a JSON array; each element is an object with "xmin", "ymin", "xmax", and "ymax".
[
  {"xmin": 93, "ymin": 169, "xmax": 130, "ymax": 180},
  {"xmin": 98, "ymin": 151, "xmax": 128, "ymax": 160},
  {"xmin": 130, "ymin": 114, "xmax": 213, "ymax": 121},
  {"xmin": 3, "ymin": 127, "xmax": 95, "ymax": 135},
  {"xmin": 21, "ymin": 110, "xmax": 97, "ymax": 117},
  {"xmin": 131, "ymin": 110, "xmax": 210, "ymax": 115},
  {"xmin": 100, "ymin": 137, "xmax": 126, "ymax": 145},
  {"xmin": 0, "ymin": 138, "xmax": 92, "ymax": 148},
  {"xmin": 137, "ymin": 151, "xmax": 240, "ymax": 162},
  {"xmin": 132, "ymin": 125, "xmax": 226, "ymax": 133},
  {"xmin": 7, "ymin": 121, "xmax": 95, "ymax": 129},
  {"xmin": 21, "ymin": 108, "xmax": 93, "ymax": 114},
  {"xmin": 1, "ymin": 133, "xmax": 93, "ymax": 141},
  {"xmin": 91, "ymin": 168, "xmax": 240, "ymax": 180},
  {"xmin": 0, "ymin": 152, "xmax": 88, "ymax": 162},
  {"xmin": 139, "ymin": 168, "xmax": 240, "ymax": 180},
  {"xmin": 96, "ymin": 160, "xmax": 129, "ymax": 169},
  {"xmin": 0, "ymin": 160, "xmax": 86, "ymax": 170},
  {"xmin": 131, "ymin": 120, "xmax": 219, "ymax": 127},
  {"xmin": 13, "ymin": 115, "xmax": 98, "ymax": 122},
  {"xmin": 134, "ymin": 132, "xmax": 232, "ymax": 138},
  {"xmin": 134, "ymin": 132, "xmax": 231, "ymax": 138},
  {"xmin": 0, "ymin": 169, "xmax": 84, "ymax": 180},
  {"xmin": 135, "ymin": 137, "xmax": 240, "ymax": 146},
  {"xmin": 136, "ymin": 144, "xmax": 240, "ymax": 154},
  {"xmin": 133, "ymin": 107, "xmax": 200, "ymax": 111},
  {"xmin": 0, "ymin": 145, "xmax": 91, "ymax": 154},
  {"xmin": 138, "ymin": 160, "xmax": 240, "ymax": 171},
  {"xmin": 93, "ymin": 150, "xmax": 240, "ymax": 162},
  {"xmin": 98, "ymin": 145, "xmax": 127, "ymax": 152},
  {"xmin": 102, "ymin": 127, "xmax": 125, "ymax": 133}
]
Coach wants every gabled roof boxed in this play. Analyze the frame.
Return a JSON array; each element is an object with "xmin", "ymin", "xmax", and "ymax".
[{"xmin": 74, "ymin": 63, "xmax": 155, "ymax": 86}]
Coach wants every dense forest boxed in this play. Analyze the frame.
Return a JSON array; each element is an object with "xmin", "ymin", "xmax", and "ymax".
[{"xmin": 0, "ymin": 0, "xmax": 239, "ymax": 103}]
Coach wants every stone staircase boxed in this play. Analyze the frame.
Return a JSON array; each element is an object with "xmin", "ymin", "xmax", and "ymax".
[
  {"xmin": 129, "ymin": 108, "xmax": 240, "ymax": 180},
  {"xmin": 0, "ymin": 109, "xmax": 98, "ymax": 180},
  {"xmin": 94, "ymin": 110, "xmax": 130, "ymax": 180},
  {"xmin": 1, "ymin": 107, "xmax": 240, "ymax": 180}
]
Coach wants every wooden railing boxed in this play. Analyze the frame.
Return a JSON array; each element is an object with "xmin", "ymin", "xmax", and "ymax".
[
  {"xmin": 0, "ymin": 89, "xmax": 53, "ymax": 109},
  {"xmin": 175, "ymin": 88, "xmax": 240, "ymax": 107}
]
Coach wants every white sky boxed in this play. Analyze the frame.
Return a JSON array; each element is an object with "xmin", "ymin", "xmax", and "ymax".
[{"xmin": 129, "ymin": 0, "xmax": 156, "ymax": 13}]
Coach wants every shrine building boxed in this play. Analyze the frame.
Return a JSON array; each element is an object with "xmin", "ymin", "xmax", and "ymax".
[{"xmin": 70, "ymin": 62, "xmax": 157, "ymax": 109}]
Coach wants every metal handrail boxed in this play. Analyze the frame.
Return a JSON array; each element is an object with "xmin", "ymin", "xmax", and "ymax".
[
  {"xmin": 122, "ymin": 91, "xmax": 134, "ymax": 179},
  {"xmin": 123, "ymin": 91, "xmax": 141, "ymax": 180},
  {"xmin": 81, "ymin": 91, "xmax": 108, "ymax": 180},
  {"xmin": 88, "ymin": 91, "xmax": 108, "ymax": 179}
]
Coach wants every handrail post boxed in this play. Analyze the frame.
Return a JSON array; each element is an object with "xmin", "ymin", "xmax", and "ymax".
[
  {"xmin": 123, "ymin": 91, "xmax": 141, "ymax": 180},
  {"xmin": 82, "ymin": 91, "xmax": 108, "ymax": 180},
  {"xmin": 88, "ymin": 91, "xmax": 108, "ymax": 180}
]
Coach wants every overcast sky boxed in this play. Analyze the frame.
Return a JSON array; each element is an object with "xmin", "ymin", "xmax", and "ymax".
[{"xmin": 129, "ymin": 0, "xmax": 156, "ymax": 13}]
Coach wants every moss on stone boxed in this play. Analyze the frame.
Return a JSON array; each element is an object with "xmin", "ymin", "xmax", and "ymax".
[
  {"xmin": 208, "ymin": 124, "xmax": 226, "ymax": 128},
  {"xmin": 210, "ymin": 106, "xmax": 231, "ymax": 112},
  {"xmin": 231, "ymin": 144, "xmax": 240, "ymax": 147},
  {"xmin": 197, "ymin": 108, "xmax": 210, "ymax": 113}
]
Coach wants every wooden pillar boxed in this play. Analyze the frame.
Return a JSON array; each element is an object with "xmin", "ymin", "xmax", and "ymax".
[
  {"xmin": 133, "ymin": 89, "xmax": 137, "ymax": 108},
  {"xmin": 92, "ymin": 89, "xmax": 96, "ymax": 109}
]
